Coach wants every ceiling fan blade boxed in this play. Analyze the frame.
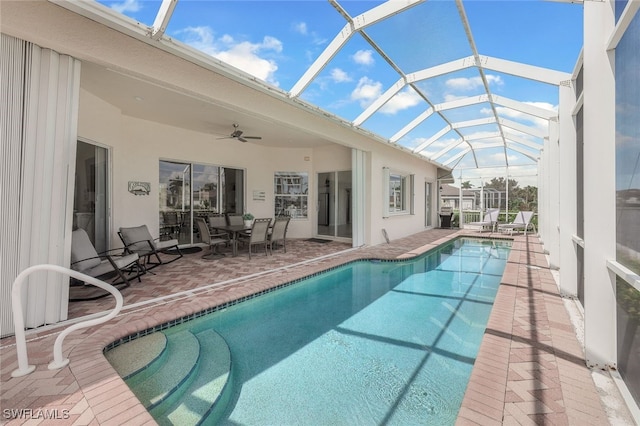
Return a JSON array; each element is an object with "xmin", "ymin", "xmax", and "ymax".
[
  {"xmin": 243, "ymin": 136, "xmax": 262, "ymax": 140},
  {"xmin": 238, "ymin": 137, "xmax": 248, "ymax": 142}
]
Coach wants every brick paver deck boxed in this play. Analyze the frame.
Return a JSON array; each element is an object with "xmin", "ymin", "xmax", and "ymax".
[{"xmin": 1, "ymin": 229, "xmax": 611, "ymax": 425}]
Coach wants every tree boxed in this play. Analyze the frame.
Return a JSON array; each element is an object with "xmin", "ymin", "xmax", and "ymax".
[
  {"xmin": 482, "ymin": 177, "xmax": 537, "ymax": 212},
  {"xmin": 461, "ymin": 181, "xmax": 473, "ymax": 189},
  {"xmin": 511, "ymin": 185, "xmax": 538, "ymax": 211},
  {"xmin": 485, "ymin": 177, "xmax": 519, "ymax": 192}
]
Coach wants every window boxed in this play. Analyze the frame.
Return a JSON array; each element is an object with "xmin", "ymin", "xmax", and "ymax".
[
  {"xmin": 274, "ymin": 172, "xmax": 308, "ymax": 219},
  {"xmin": 383, "ymin": 168, "xmax": 414, "ymax": 217},
  {"xmin": 389, "ymin": 173, "xmax": 406, "ymax": 212}
]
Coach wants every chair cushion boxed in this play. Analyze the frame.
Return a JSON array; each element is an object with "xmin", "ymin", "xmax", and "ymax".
[
  {"xmin": 71, "ymin": 229, "xmax": 101, "ymax": 272},
  {"xmin": 155, "ymin": 239, "xmax": 178, "ymax": 250},
  {"xmin": 84, "ymin": 259, "xmax": 119, "ymax": 278},
  {"xmin": 111, "ymin": 253, "xmax": 139, "ymax": 269},
  {"xmin": 120, "ymin": 225, "xmax": 155, "ymax": 252}
]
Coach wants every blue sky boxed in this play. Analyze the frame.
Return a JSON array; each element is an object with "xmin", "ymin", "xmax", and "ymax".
[{"xmin": 98, "ymin": 0, "xmax": 584, "ymax": 186}]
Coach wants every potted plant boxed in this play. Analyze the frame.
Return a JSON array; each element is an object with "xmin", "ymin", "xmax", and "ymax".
[{"xmin": 242, "ymin": 212, "xmax": 254, "ymax": 227}]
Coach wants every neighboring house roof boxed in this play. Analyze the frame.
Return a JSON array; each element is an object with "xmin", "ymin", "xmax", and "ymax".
[{"xmin": 440, "ymin": 184, "xmax": 475, "ymax": 198}]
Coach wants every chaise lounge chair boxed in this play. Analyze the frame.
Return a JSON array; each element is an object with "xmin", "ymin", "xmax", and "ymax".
[
  {"xmin": 118, "ymin": 224, "xmax": 183, "ymax": 269},
  {"xmin": 498, "ymin": 211, "xmax": 536, "ymax": 235},
  {"xmin": 467, "ymin": 208, "xmax": 500, "ymax": 232}
]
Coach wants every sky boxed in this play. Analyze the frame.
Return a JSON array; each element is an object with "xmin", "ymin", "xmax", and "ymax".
[{"xmin": 97, "ymin": 0, "xmax": 584, "ymax": 187}]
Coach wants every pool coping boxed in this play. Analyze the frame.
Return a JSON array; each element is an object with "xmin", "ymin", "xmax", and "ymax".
[{"xmin": 0, "ymin": 230, "xmax": 611, "ymax": 425}]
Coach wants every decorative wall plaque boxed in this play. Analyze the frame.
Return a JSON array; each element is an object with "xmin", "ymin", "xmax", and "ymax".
[{"xmin": 128, "ymin": 181, "xmax": 150, "ymax": 196}]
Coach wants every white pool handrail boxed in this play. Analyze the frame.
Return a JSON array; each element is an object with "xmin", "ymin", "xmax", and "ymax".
[{"xmin": 11, "ymin": 264, "xmax": 124, "ymax": 377}]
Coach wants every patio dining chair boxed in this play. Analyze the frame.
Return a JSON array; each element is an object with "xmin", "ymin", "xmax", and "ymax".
[
  {"xmin": 70, "ymin": 228, "xmax": 143, "ymax": 300},
  {"xmin": 208, "ymin": 214, "xmax": 227, "ymax": 231},
  {"xmin": 268, "ymin": 216, "xmax": 291, "ymax": 254},
  {"xmin": 195, "ymin": 217, "xmax": 229, "ymax": 259},
  {"xmin": 226, "ymin": 213, "xmax": 244, "ymax": 226},
  {"xmin": 237, "ymin": 217, "xmax": 271, "ymax": 259},
  {"xmin": 118, "ymin": 224, "xmax": 183, "ymax": 269},
  {"xmin": 161, "ymin": 211, "xmax": 181, "ymax": 240},
  {"xmin": 208, "ymin": 214, "xmax": 231, "ymax": 246}
]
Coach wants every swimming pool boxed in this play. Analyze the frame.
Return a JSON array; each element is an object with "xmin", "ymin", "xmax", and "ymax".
[{"xmin": 106, "ymin": 237, "xmax": 511, "ymax": 425}]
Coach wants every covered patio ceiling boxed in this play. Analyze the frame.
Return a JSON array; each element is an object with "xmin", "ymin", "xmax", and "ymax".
[{"xmin": 60, "ymin": 0, "xmax": 583, "ymax": 180}]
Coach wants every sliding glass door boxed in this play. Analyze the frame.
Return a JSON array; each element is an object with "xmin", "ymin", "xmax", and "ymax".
[
  {"xmin": 159, "ymin": 160, "xmax": 244, "ymax": 245},
  {"xmin": 73, "ymin": 141, "xmax": 109, "ymax": 253},
  {"xmin": 317, "ymin": 171, "xmax": 352, "ymax": 239}
]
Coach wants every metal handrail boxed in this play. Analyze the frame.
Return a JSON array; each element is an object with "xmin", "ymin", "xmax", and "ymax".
[{"xmin": 11, "ymin": 264, "xmax": 123, "ymax": 377}]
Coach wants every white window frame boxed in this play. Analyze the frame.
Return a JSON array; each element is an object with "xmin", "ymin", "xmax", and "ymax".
[
  {"xmin": 274, "ymin": 171, "xmax": 309, "ymax": 219},
  {"xmin": 383, "ymin": 167, "xmax": 414, "ymax": 217}
]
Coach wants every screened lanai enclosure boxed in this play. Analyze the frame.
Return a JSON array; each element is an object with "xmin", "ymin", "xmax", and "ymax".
[{"xmin": 1, "ymin": 0, "xmax": 639, "ymax": 420}]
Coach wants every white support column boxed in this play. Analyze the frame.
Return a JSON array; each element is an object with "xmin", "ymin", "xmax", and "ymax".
[
  {"xmin": 583, "ymin": 0, "xmax": 617, "ymax": 368},
  {"xmin": 558, "ymin": 83, "xmax": 578, "ymax": 296},
  {"xmin": 352, "ymin": 149, "xmax": 367, "ymax": 247},
  {"xmin": 458, "ymin": 171, "xmax": 464, "ymax": 227},
  {"xmin": 537, "ymin": 157, "xmax": 543, "ymax": 240},
  {"xmin": 538, "ymin": 149, "xmax": 546, "ymax": 243},
  {"xmin": 505, "ymin": 168, "xmax": 510, "ymax": 221},
  {"xmin": 547, "ymin": 123, "xmax": 561, "ymax": 268}
]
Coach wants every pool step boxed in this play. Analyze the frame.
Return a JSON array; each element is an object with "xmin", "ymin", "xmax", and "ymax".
[
  {"xmin": 106, "ymin": 332, "xmax": 167, "ymax": 381},
  {"xmin": 158, "ymin": 329, "xmax": 232, "ymax": 425},
  {"xmin": 106, "ymin": 328, "xmax": 234, "ymax": 425},
  {"xmin": 128, "ymin": 330, "xmax": 201, "ymax": 411}
]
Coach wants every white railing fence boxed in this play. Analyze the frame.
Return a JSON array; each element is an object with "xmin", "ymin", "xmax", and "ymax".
[{"xmin": 11, "ymin": 264, "xmax": 123, "ymax": 377}]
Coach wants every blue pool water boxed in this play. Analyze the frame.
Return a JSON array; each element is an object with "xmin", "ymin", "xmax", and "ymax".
[{"xmin": 119, "ymin": 237, "xmax": 511, "ymax": 425}]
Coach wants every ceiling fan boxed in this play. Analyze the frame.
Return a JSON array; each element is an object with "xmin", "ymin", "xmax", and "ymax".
[{"xmin": 217, "ymin": 123, "xmax": 262, "ymax": 143}]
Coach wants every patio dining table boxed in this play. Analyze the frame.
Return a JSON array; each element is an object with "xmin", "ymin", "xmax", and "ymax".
[{"xmin": 212, "ymin": 224, "xmax": 252, "ymax": 257}]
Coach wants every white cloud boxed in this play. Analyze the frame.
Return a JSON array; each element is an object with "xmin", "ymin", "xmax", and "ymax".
[
  {"xmin": 292, "ymin": 22, "xmax": 326, "ymax": 46},
  {"xmin": 466, "ymin": 130, "xmax": 503, "ymax": 141},
  {"xmin": 330, "ymin": 68, "xmax": 352, "ymax": 83},
  {"xmin": 444, "ymin": 93, "xmax": 466, "ymax": 102},
  {"xmin": 616, "ymin": 130, "xmax": 639, "ymax": 147},
  {"xmin": 351, "ymin": 77, "xmax": 382, "ymax": 108},
  {"xmin": 380, "ymin": 89, "xmax": 422, "ymax": 114},
  {"xmin": 450, "ymin": 164, "xmax": 539, "ymax": 186},
  {"xmin": 177, "ymin": 27, "xmax": 282, "ymax": 86},
  {"xmin": 419, "ymin": 136, "xmax": 458, "ymax": 153},
  {"xmin": 445, "ymin": 74, "xmax": 504, "ymax": 91},
  {"xmin": 479, "ymin": 106, "xmax": 548, "ymax": 133},
  {"xmin": 292, "ymin": 22, "xmax": 308, "ymax": 35},
  {"xmin": 109, "ymin": 0, "xmax": 141, "ymax": 13},
  {"xmin": 352, "ymin": 50, "xmax": 374, "ymax": 66}
]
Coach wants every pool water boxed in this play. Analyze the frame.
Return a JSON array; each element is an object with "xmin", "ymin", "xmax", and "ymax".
[{"xmin": 117, "ymin": 237, "xmax": 511, "ymax": 425}]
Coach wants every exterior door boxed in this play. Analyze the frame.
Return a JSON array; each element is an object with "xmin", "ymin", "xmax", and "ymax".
[
  {"xmin": 317, "ymin": 171, "xmax": 352, "ymax": 239},
  {"xmin": 425, "ymin": 182, "xmax": 433, "ymax": 227},
  {"xmin": 74, "ymin": 140, "xmax": 109, "ymax": 253}
]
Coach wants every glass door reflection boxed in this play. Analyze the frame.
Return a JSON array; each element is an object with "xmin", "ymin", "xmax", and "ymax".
[
  {"xmin": 317, "ymin": 171, "xmax": 351, "ymax": 239},
  {"xmin": 74, "ymin": 141, "xmax": 109, "ymax": 253}
]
